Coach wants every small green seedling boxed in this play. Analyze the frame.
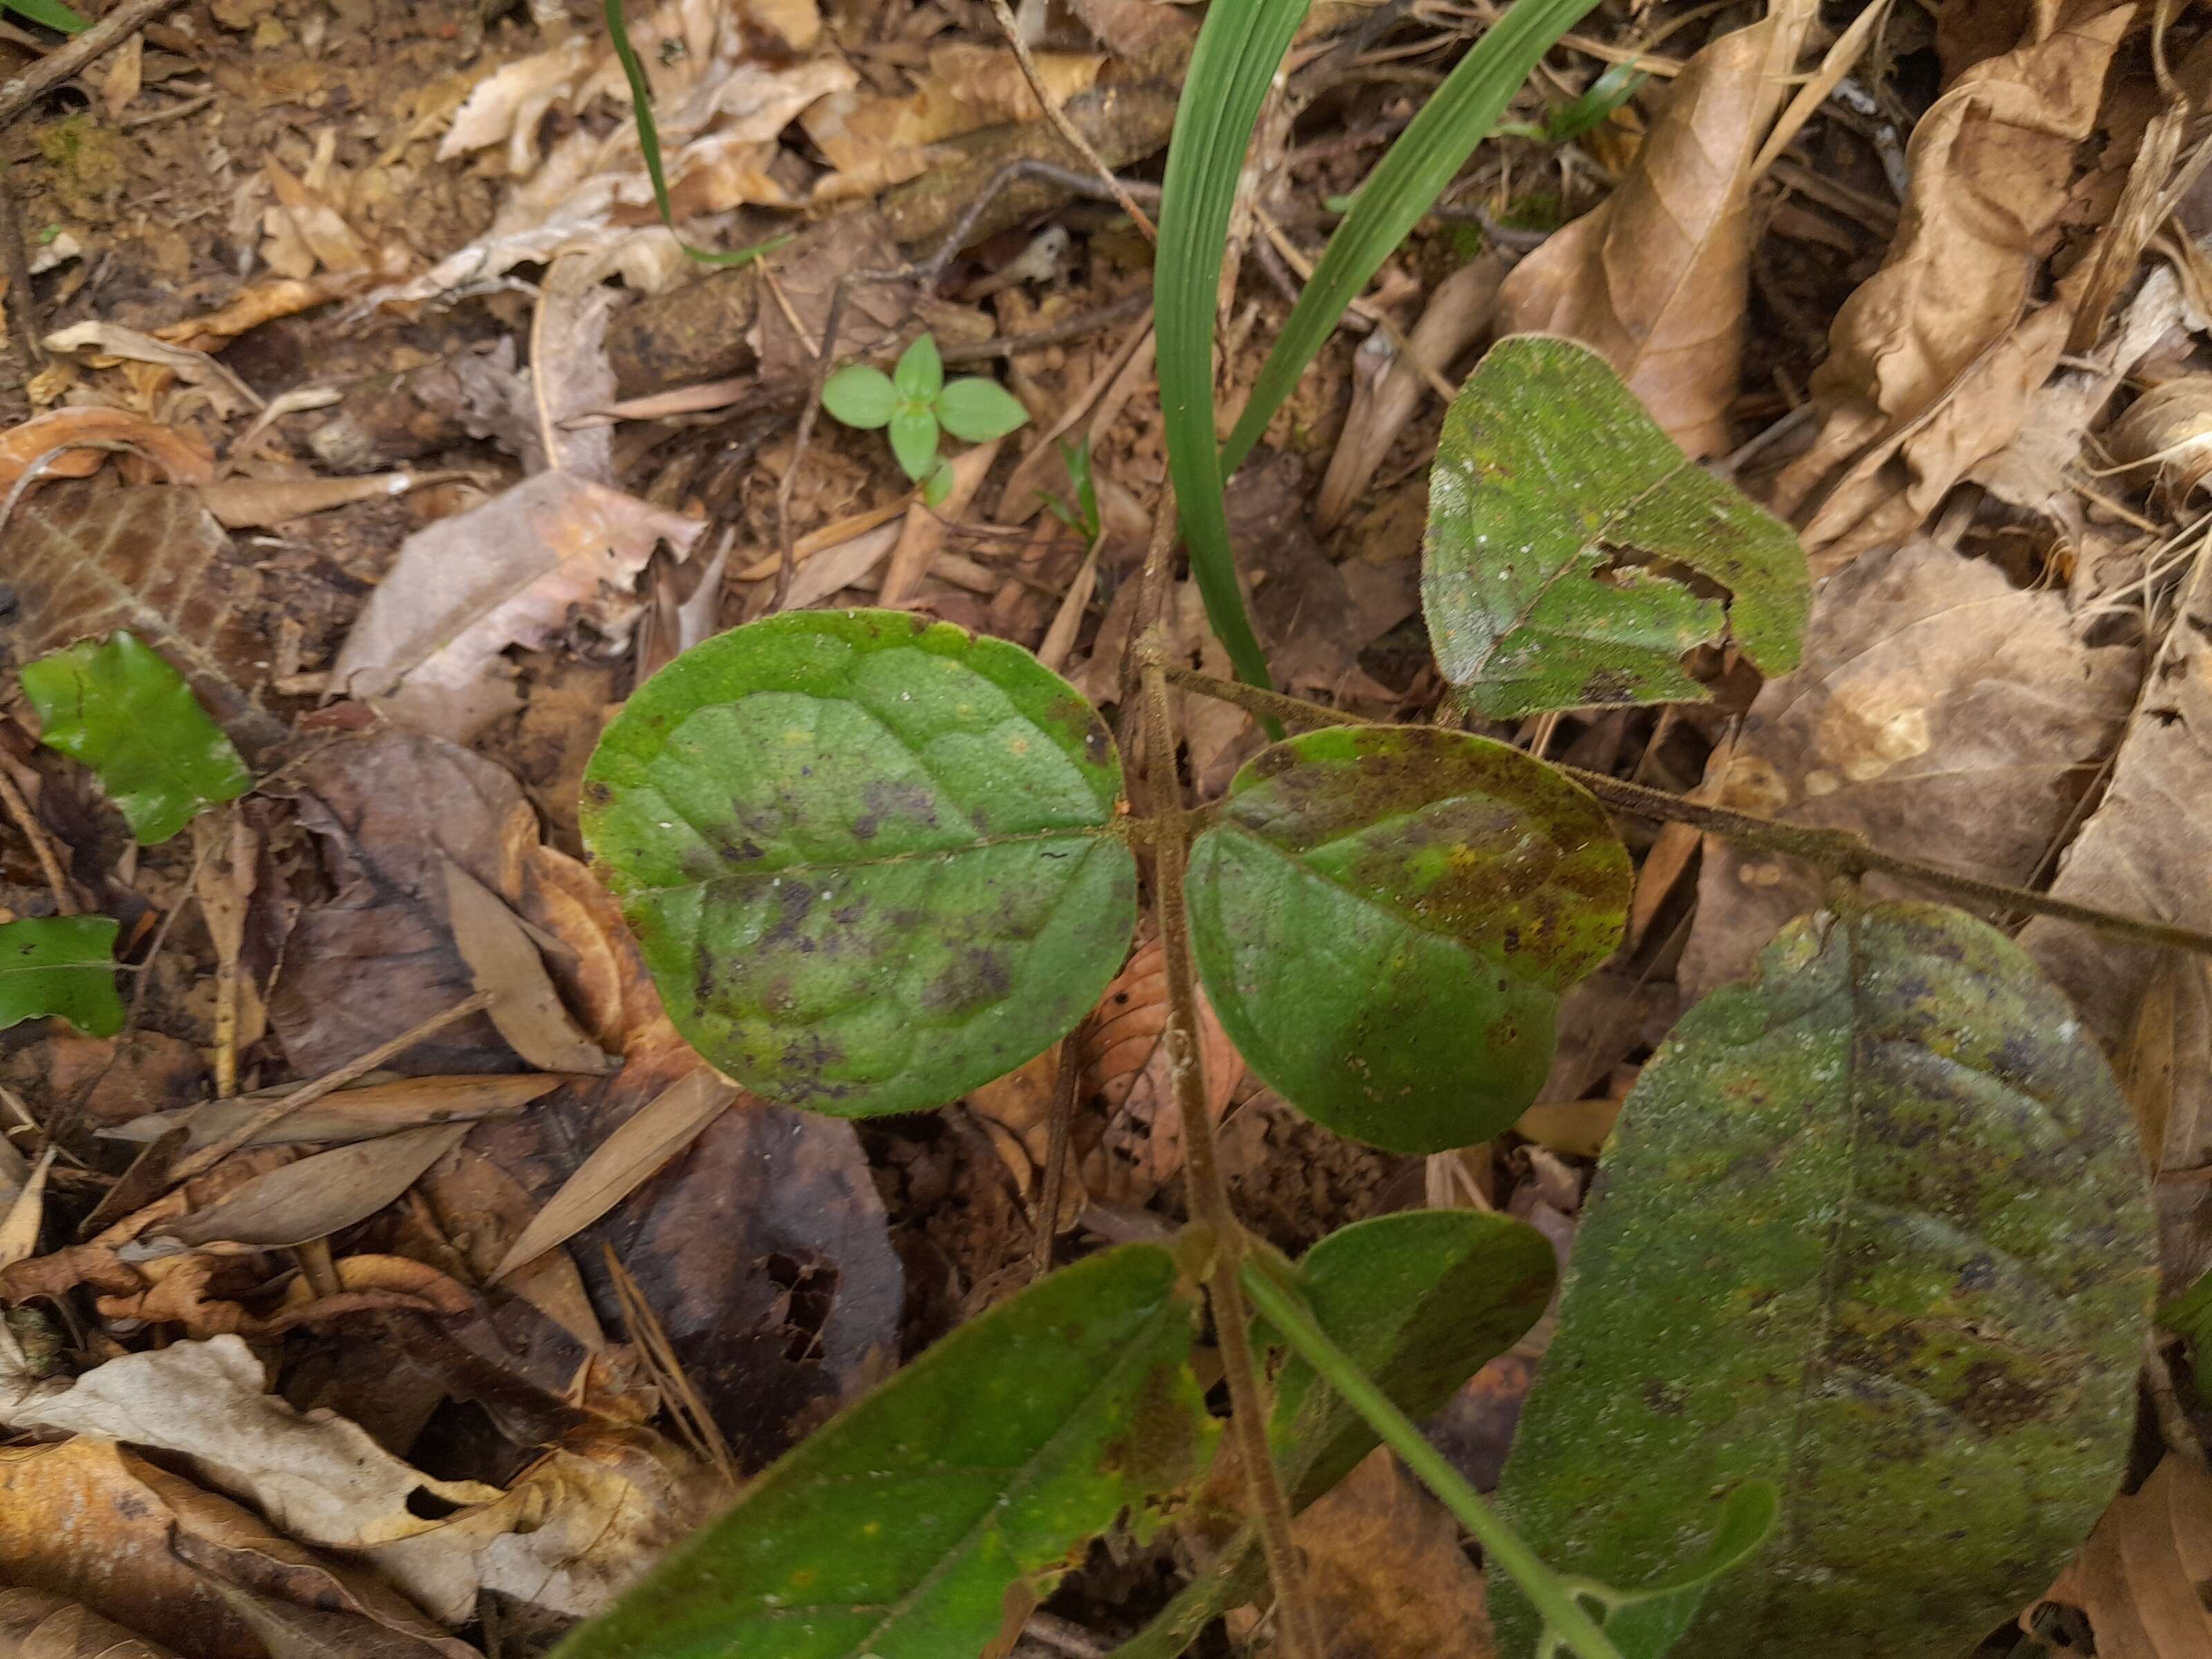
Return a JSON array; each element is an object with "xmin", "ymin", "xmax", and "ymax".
[
  {"xmin": 1040, "ymin": 437, "xmax": 1103, "ymax": 549},
  {"xmin": 821, "ymin": 334, "xmax": 1031, "ymax": 506},
  {"xmin": 1495, "ymin": 59, "xmax": 1646, "ymax": 144}
]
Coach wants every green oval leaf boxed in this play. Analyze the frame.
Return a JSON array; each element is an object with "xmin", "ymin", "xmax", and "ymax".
[
  {"xmin": 1492, "ymin": 902, "xmax": 2157, "ymax": 1658},
  {"xmin": 889, "ymin": 403, "xmax": 941, "ymax": 482},
  {"xmin": 894, "ymin": 332, "xmax": 944, "ymax": 402},
  {"xmin": 1187, "ymin": 725, "xmax": 1630, "ymax": 1152},
  {"xmin": 582, "ymin": 610, "xmax": 1138, "ymax": 1116},
  {"xmin": 1268, "ymin": 1208, "xmax": 1557, "ymax": 1503},
  {"xmin": 936, "ymin": 376, "xmax": 1032, "ymax": 444},
  {"xmin": 0, "ymin": 916, "xmax": 123, "ymax": 1038},
  {"xmin": 1584, "ymin": 1480, "xmax": 1779, "ymax": 1659},
  {"xmin": 1423, "ymin": 335, "xmax": 1809, "ymax": 718},
  {"xmin": 554, "ymin": 1244, "xmax": 1217, "ymax": 1659},
  {"xmin": 21, "ymin": 631, "xmax": 252, "ymax": 845},
  {"xmin": 821, "ymin": 364, "xmax": 899, "ymax": 429}
]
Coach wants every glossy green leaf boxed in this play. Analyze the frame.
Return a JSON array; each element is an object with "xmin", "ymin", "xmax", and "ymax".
[
  {"xmin": 554, "ymin": 1244, "xmax": 1216, "ymax": 1659},
  {"xmin": 821, "ymin": 364, "xmax": 898, "ymax": 429},
  {"xmin": 1111, "ymin": 1210, "xmax": 1557, "ymax": 1659},
  {"xmin": 1187, "ymin": 724, "xmax": 1630, "ymax": 1152},
  {"xmin": 894, "ymin": 332, "xmax": 944, "ymax": 402},
  {"xmin": 1423, "ymin": 335, "xmax": 1809, "ymax": 718},
  {"xmin": 1154, "ymin": 0, "xmax": 1304, "ymax": 695},
  {"xmin": 21, "ymin": 631, "xmax": 252, "ymax": 844},
  {"xmin": 3, "ymin": 0, "xmax": 88, "ymax": 32},
  {"xmin": 1569, "ymin": 1481, "xmax": 1779, "ymax": 1659},
  {"xmin": 582, "ymin": 609, "xmax": 1138, "ymax": 1116},
  {"xmin": 2156, "ymin": 1271, "xmax": 2212, "ymax": 1397},
  {"xmin": 936, "ymin": 376, "xmax": 1032, "ymax": 444},
  {"xmin": 0, "ymin": 917, "xmax": 123, "ymax": 1038},
  {"xmin": 1492, "ymin": 902, "xmax": 2157, "ymax": 1658},
  {"xmin": 889, "ymin": 403, "xmax": 941, "ymax": 482},
  {"xmin": 1223, "ymin": 0, "xmax": 1599, "ymax": 480}
]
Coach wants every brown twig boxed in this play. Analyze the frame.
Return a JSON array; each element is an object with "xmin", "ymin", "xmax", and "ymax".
[
  {"xmin": 0, "ymin": 0, "xmax": 180, "ymax": 124},
  {"xmin": 982, "ymin": 0, "xmax": 1157, "ymax": 241},
  {"xmin": 0, "ymin": 150, "xmax": 39, "ymax": 377},
  {"xmin": 0, "ymin": 762, "xmax": 69, "ymax": 915},
  {"xmin": 1163, "ymin": 667, "xmax": 2212, "ymax": 961},
  {"xmin": 1031, "ymin": 1018, "xmax": 1087, "ymax": 1280}
]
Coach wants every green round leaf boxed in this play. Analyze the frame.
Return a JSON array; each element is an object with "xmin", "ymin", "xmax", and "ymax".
[
  {"xmin": 820, "ymin": 364, "xmax": 899, "ymax": 429},
  {"xmin": 937, "ymin": 376, "xmax": 1032, "ymax": 444},
  {"xmin": 582, "ymin": 609, "xmax": 1138, "ymax": 1116},
  {"xmin": 893, "ymin": 331, "xmax": 944, "ymax": 402},
  {"xmin": 1187, "ymin": 725, "xmax": 1629, "ymax": 1153},
  {"xmin": 0, "ymin": 916, "xmax": 122, "ymax": 1038},
  {"xmin": 1492, "ymin": 903, "xmax": 2157, "ymax": 1658},
  {"xmin": 554, "ymin": 1244, "xmax": 1216, "ymax": 1659},
  {"xmin": 889, "ymin": 404, "xmax": 941, "ymax": 482}
]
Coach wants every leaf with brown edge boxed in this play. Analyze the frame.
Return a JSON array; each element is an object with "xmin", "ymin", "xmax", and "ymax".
[
  {"xmin": 2035, "ymin": 1456, "xmax": 2212, "ymax": 1658},
  {"xmin": 2, "ymin": 480, "xmax": 285, "ymax": 758},
  {"xmin": 1495, "ymin": 5, "xmax": 1812, "ymax": 456}
]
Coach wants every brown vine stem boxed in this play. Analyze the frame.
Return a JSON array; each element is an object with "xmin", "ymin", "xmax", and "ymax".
[
  {"xmin": 1130, "ymin": 503, "xmax": 1318, "ymax": 1659},
  {"xmin": 1165, "ymin": 667, "xmax": 2212, "ymax": 961}
]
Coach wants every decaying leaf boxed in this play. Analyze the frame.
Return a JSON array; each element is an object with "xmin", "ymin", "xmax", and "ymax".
[
  {"xmin": 442, "ymin": 861, "xmax": 612, "ymax": 1076},
  {"xmin": 2109, "ymin": 374, "xmax": 2212, "ymax": 505},
  {"xmin": 1680, "ymin": 536, "xmax": 2137, "ymax": 997},
  {"xmin": 0, "ymin": 1588, "xmax": 176, "ymax": 1659},
  {"xmin": 153, "ymin": 1123, "xmax": 471, "ymax": 1250},
  {"xmin": 1496, "ymin": 7, "xmax": 1812, "ymax": 455},
  {"xmin": 2036, "ymin": 1456, "xmax": 2212, "ymax": 1658},
  {"xmin": 1079, "ymin": 936, "xmax": 1241, "ymax": 1205},
  {"xmin": 103, "ymin": 1074, "xmax": 561, "ymax": 1152},
  {"xmin": 0, "ymin": 407, "xmax": 214, "ymax": 498},
  {"xmin": 1773, "ymin": 8, "xmax": 2135, "ymax": 565},
  {"xmin": 1, "ymin": 481, "xmax": 285, "ymax": 758},
  {"xmin": 331, "ymin": 471, "xmax": 704, "ymax": 743}
]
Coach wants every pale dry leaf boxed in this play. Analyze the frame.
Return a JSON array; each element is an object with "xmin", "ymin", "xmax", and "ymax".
[
  {"xmin": 1497, "ymin": 6, "xmax": 1813, "ymax": 456},
  {"xmin": 1259, "ymin": 1447, "xmax": 1494, "ymax": 1659},
  {"xmin": 442, "ymin": 861, "xmax": 613, "ymax": 1076},
  {"xmin": 1680, "ymin": 536, "xmax": 2137, "ymax": 997},
  {"xmin": 0, "ymin": 1588, "xmax": 175, "ymax": 1659},
  {"xmin": 154, "ymin": 1123, "xmax": 471, "ymax": 1250},
  {"xmin": 1081, "ymin": 936, "xmax": 1240, "ymax": 1205},
  {"xmin": 2023, "ymin": 556, "xmax": 2212, "ymax": 1280},
  {"xmin": 331, "ymin": 471, "xmax": 705, "ymax": 742},
  {"xmin": 104, "ymin": 1075, "xmax": 561, "ymax": 1151},
  {"xmin": 2110, "ymin": 375, "xmax": 2212, "ymax": 505},
  {"xmin": 198, "ymin": 469, "xmax": 475, "ymax": 530},
  {"xmin": 2036, "ymin": 1455, "xmax": 2212, "ymax": 1657},
  {"xmin": 0, "ymin": 1148, "xmax": 53, "ymax": 1269},
  {"xmin": 39, "ymin": 323, "xmax": 261, "ymax": 418},
  {"xmin": 1774, "ymin": 6, "xmax": 2135, "ymax": 562},
  {"xmin": 879, "ymin": 438, "xmax": 1005, "ymax": 606},
  {"xmin": 2, "ymin": 482, "xmax": 284, "ymax": 757},
  {"xmin": 0, "ymin": 1335, "xmax": 502, "ymax": 1550},
  {"xmin": 0, "ymin": 408, "xmax": 214, "ymax": 498},
  {"xmin": 262, "ymin": 157, "xmax": 370, "ymax": 279},
  {"xmin": 492, "ymin": 1069, "xmax": 739, "ymax": 1282}
]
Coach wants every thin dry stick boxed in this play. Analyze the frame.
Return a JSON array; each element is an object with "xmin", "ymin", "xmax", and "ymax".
[
  {"xmin": 0, "ymin": 0, "xmax": 178, "ymax": 124},
  {"xmin": 0, "ymin": 151, "xmax": 39, "ymax": 375},
  {"xmin": 93, "ymin": 989, "xmax": 496, "ymax": 1246},
  {"xmin": 606, "ymin": 1242, "xmax": 741, "ymax": 1489},
  {"xmin": 1031, "ymin": 1020, "xmax": 1087, "ymax": 1279},
  {"xmin": 1165, "ymin": 668, "xmax": 2212, "ymax": 960},
  {"xmin": 0, "ymin": 765, "xmax": 69, "ymax": 915},
  {"xmin": 984, "ymin": 0, "xmax": 1157, "ymax": 241}
]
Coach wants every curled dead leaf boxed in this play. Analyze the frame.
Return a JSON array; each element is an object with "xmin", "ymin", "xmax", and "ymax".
[
  {"xmin": 2034, "ymin": 1455, "xmax": 2212, "ymax": 1657},
  {"xmin": 1080, "ymin": 937, "xmax": 1241, "ymax": 1205},
  {"xmin": 2110, "ymin": 377, "xmax": 2212, "ymax": 504}
]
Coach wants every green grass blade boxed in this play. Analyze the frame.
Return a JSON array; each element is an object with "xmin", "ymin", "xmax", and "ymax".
[
  {"xmin": 1222, "ymin": 0, "xmax": 1602, "ymax": 475},
  {"xmin": 605, "ymin": 0, "xmax": 789, "ymax": 270},
  {"xmin": 1155, "ymin": 0, "xmax": 1310, "ymax": 695}
]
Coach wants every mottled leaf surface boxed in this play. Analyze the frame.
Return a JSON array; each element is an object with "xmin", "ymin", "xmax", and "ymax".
[
  {"xmin": 583, "ymin": 610, "xmax": 1138, "ymax": 1116},
  {"xmin": 21, "ymin": 632, "xmax": 252, "ymax": 845},
  {"xmin": 1423, "ymin": 335, "xmax": 1808, "ymax": 718},
  {"xmin": 1187, "ymin": 726, "xmax": 1630, "ymax": 1151},
  {"xmin": 1493, "ymin": 902, "xmax": 2155, "ymax": 1658},
  {"xmin": 0, "ymin": 917, "xmax": 123, "ymax": 1038},
  {"xmin": 1267, "ymin": 1209, "xmax": 1557, "ymax": 1503},
  {"xmin": 552, "ymin": 1244, "xmax": 1215, "ymax": 1659}
]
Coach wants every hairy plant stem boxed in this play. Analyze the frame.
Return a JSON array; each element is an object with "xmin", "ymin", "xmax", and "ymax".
[
  {"xmin": 1237, "ymin": 1259, "xmax": 1624, "ymax": 1659},
  {"xmin": 1165, "ymin": 668, "xmax": 2212, "ymax": 961}
]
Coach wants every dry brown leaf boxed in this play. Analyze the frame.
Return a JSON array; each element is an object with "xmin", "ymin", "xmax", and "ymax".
[
  {"xmin": 2110, "ymin": 375, "xmax": 2212, "ymax": 505},
  {"xmin": 0, "ymin": 1588, "xmax": 176, "ymax": 1659},
  {"xmin": 1679, "ymin": 536, "xmax": 2137, "ymax": 997},
  {"xmin": 156, "ymin": 259, "xmax": 406, "ymax": 355},
  {"xmin": 491, "ymin": 1068, "xmax": 739, "ymax": 1282},
  {"xmin": 198, "ymin": 470, "xmax": 474, "ymax": 531},
  {"xmin": 1257, "ymin": 1447, "xmax": 1494, "ymax": 1659},
  {"xmin": 156, "ymin": 1123, "xmax": 471, "ymax": 1250},
  {"xmin": 1080, "ymin": 936, "xmax": 1241, "ymax": 1205},
  {"xmin": 39, "ymin": 324, "xmax": 261, "ymax": 419},
  {"xmin": 268, "ymin": 730, "xmax": 538, "ymax": 1077},
  {"xmin": 2, "ymin": 481, "xmax": 285, "ymax": 756},
  {"xmin": 0, "ymin": 1334, "xmax": 501, "ymax": 1549},
  {"xmin": 1774, "ymin": 6, "xmax": 2135, "ymax": 563},
  {"xmin": 0, "ymin": 1438, "xmax": 474, "ymax": 1659},
  {"xmin": 104, "ymin": 1075, "xmax": 559, "ymax": 1152},
  {"xmin": 0, "ymin": 407, "xmax": 214, "ymax": 497},
  {"xmin": 2036, "ymin": 1456, "xmax": 2212, "ymax": 1656},
  {"xmin": 261, "ymin": 156, "xmax": 369, "ymax": 279},
  {"xmin": 330, "ymin": 470, "xmax": 704, "ymax": 742},
  {"xmin": 442, "ymin": 861, "xmax": 613, "ymax": 1076},
  {"xmin": 1495, "ymin": 7, "xmax": 1812, "ymax": 456},
  {"xmin": 2023, "ymin": 557, "xmax": 2212, "ymax": 1276},
  {"xmin": 0, "ymin": 1148, "xmax": 53, "ymax": 1268},
  {"xmin": 878, "ymin": 438, "xmax": 1006, "ymax": 606}
]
